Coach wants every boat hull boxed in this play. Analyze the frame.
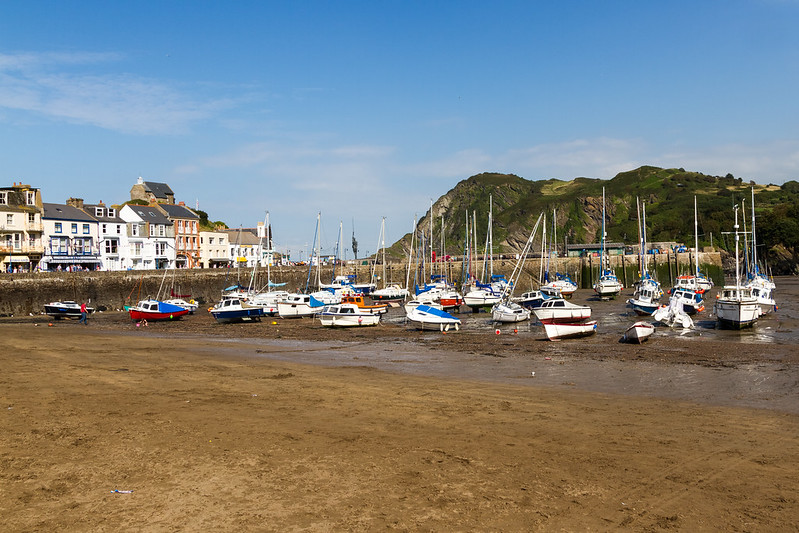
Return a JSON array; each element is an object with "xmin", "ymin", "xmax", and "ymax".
[
  {"xmin": 210, "ymin": 307, "xmax": 263, "ymax": 323},
  {"xmin": 128, "ymin": 309, "xmax": 189, "ymax": 321},
  {"xmin": 714, "ymin": 301, "xmax": 761, "ymax": 329},
  {"xmin": 623, "ymin": 321, "xmax": 655, "ymax": 343},
  {"xmin": 543, "ymin": 320, "xmax": 597, "ymax": 341},
  {"xmin": 406, "ymin": 304, "xmax": 461, "ymax": 331},
  {"xmin": 44, "ymin": 301, "xmax": 94, "ymax": 319},
  {"xmin": 318, "ymin": 314, "xmax": 379, "ymax": 327}
]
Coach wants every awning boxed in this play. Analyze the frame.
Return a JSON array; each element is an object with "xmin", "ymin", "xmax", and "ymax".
[
  {"xmin": 47, "ymin": 256, "xmax": 102, "ymax": 264},
  {"xmin": 9, "ymin": 256, "xmax": 30, "ymax": 263}
]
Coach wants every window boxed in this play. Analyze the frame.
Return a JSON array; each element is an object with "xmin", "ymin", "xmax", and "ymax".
[
  {"xmin": 82, "ymin": 223, "xmax": 90, "ymax": 234},
  {"xmin": 51, "ymin": 237, "xmax": 68, "ymax": 254},
  {"xmin": 27, "ymin": 213, "xmax": 35, "ymax": 224},
  {"xmin": 55, "ymin": 222, "xmax": 62, "ymax": 233},
  {"xmin": 108, "ymin": 208, "xmax": 115, "ymax": 217},
  {"xmin": 6, "ymin": 214, "xmax": 13, "ymax": 225},
  {"xmin": 71, "ymin": 223, "xmax": 78, "ymax": 234},
  {"xmin": 105, "ymin": 240, "xmax": 118, "ymax": 254},
  {"xmin": 116, "ymin": 224, "xmax": 121, "ymax": 235},
  {"xmin": 101, "ymin": 223, "xmax": 107, "ymax": 234},
  {"xmin": 131, "ymin": 224, "xmax": 139, "ymax": 237},
  {"xmin": 0, "ymin": 192, "xmax": 6, "ymax": 205},
  {"xmin": 132, "ymin": 242, "xmax": 142, "ymax": 256},
  {"xmin": 208, "ymin": 237, "xmax": 214, "ymax": 245},
  {"xmin": 73, "ymin": 239, "xmax": 85, "ymax": 255},
  {"xmin": 26, "ymin": 191, "xmax": 35, "ymax": 205},
  {"xmin": 155, "ymin": 242, "xmax": 166, "ymax": 256},
  {"xmin": 95, "ymin": 208, "xmax": 103, "ymax": 217},
  {"xmin": 159, "ymin": 225, "xmax": 165, "ymax": 237}
]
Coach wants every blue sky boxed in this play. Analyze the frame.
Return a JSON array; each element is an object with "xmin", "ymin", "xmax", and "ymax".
[{"xmin": 1, "ymin": 1, "xmax": 798, "ymax": 259}]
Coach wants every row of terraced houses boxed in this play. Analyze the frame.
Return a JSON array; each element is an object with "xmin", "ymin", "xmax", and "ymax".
[{"xmin": 0, "ymin": 178, "xmax": 275, "ymax": 273}]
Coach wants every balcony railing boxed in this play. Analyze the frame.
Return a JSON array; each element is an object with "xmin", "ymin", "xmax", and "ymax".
[{"xmin": 0, "ymin": 244, "xmax": 45, "ymax": 254}]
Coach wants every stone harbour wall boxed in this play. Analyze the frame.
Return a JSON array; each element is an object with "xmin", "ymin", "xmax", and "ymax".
[{"xmin": 0, "ymin": 252, "xmax": 723, "ymax": 317}]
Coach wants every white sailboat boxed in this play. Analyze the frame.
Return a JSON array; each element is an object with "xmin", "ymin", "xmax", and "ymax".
[
  {"xmin": 593, "ymin": 188, "xmax": 622, "ymax": 299},
  {"xmin": 714, "ymin": 205, "xmax": 761, "ymax": 329},
  {"xmin": 744, "ymin": 187, "xmax": 776, "ymax": 315},
  {"xmin": 491, "ymin": 213, "xmax": 543, "ymax": 323}
]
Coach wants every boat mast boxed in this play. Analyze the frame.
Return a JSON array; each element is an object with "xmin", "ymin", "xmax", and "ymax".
[
  {"xmin": 599, "ymin": 187, "xmax": 607, "ymax": 277},
  {"xmin": 541, "ymin": 212, "xmax": 547, "ymax": 283},
  {"xmin": 304, "ymin": 213, "xmax": 320, "ymax": 293},
  {"xmin": 429, "ymin": 199, "xmax": 434, "ymax": 278},
  {"xmin": 734, "ymin": 204, "xmax": 741, "ymax": 289},
  {"xmin": 636, "ymin": 197, "xmax": 643, "ymax": 276},
  {"xmin": 381, "ymin": 217, "xmax": 386, "ymax": 288},
  {"xmin": 489, "ymin": 195, "xmax": 494, "ymax": 281},
  {"xmin": 405, "ymin": 215, "xmax": 416, "ymax": 292},
  {"xmin": 265, "ymin": 211, "xmax": 272, "ymax": 287},
  {"xmin": 642, "ymin": 201, "xmax": 649, "ymax": 277},
  {"xmin": 694, "ymin": 196, "xmax": 700, "ymax": 278},
  {"xmin": 751, "ymin": 187, "xmax": 757, "ymax": 275}
]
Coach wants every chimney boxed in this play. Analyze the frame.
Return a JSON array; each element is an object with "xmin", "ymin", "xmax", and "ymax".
[
  {"xmin": 179, "ymin": 201, "xmax": 185, "ymax": 206},
  {"xmin": 66, "ymin": 197, "xmax": 84, "ymax": 209}
]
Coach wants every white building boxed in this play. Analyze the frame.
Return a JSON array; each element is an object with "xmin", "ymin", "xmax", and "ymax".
[
  {"xmin": 0, "ymin": 183, "xmax": 44, "ymax": 272},
  {"xmin": 82, "ymin": 201, "xmax": 126, "ymax": 271},
  {"xmin": 199, "ymin": 230, "xmax": 230, "ymax": 268},
  {"xmin": 119, "ymin": 204, "xmax": 175, "ymax": 269},
  {"xmin": 41, "ymin": 202, "xmax": 102, "ymax": 271}
]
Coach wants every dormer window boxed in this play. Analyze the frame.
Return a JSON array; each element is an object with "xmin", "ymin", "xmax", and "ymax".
[
  {"xmin": 108, "ymin": 208, "xmax": 116, "ymax": 217},
  {"xmin": 26, "ymin": 191, "xmax": 35, "ymax": 205},
  {"xmin": 0, "ymin": 192, "xmax": 6, "ymax": 205},
  {"xmin": 95, "ymin": 208, "xmax": 103, "ymax": 217}
]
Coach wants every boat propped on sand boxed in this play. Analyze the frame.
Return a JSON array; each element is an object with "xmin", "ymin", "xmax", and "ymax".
[
  {"xmin": 406, "ymin": 304, "xmax": 461, "ymax": 331},
  {"xmin": 533, "ymin": 298, "xmax": 592, "ymax": 324},
  {"xmin": 543, "ymin": 320, "xmax": 597, "ymax": 341},
  {"xmin": 209, "ymin": 298, "xmax": 264, "ymax": 323},
  {"xmin": 44, "ymin": 301, "xmax": 94, "ymax": 319},
  {"xmin": 128, "ymin": 299, "xmax": 190, "ymax": 321},
  {"xmin": 318, "ymin": 303, "xmax": 380, "ymax": 327},
  {"xmin": 623, "ymin": 321, "xmax": 655, "ymax": 343}
]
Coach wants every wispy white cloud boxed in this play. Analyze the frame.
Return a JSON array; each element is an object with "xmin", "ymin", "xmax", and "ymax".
[
  {"xmin": 655, "ymin": 141, "xmax": 799, "ymax": 183},
  {"xmin": 0, "ymin": 51, "xmax": 224, "ymax": 134}
]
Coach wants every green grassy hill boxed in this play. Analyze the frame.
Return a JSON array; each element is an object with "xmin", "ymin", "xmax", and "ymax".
[{"xmin": 389, "ymin": 166, "xmax": 798, "ymax": 274}]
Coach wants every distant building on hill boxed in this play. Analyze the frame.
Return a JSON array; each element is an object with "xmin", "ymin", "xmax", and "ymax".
[{"xmin": 130, "ymin": 177, "xmax": 175, "ymax": 204}]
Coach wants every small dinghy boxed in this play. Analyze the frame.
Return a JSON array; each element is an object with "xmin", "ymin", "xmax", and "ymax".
[{"xmin": 623, "ymin": 321, "xmax": 655, "ymax": 343}]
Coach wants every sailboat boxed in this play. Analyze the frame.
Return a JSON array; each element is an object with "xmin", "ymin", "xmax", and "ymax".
[
  {"xmin": 744, "ymin": 188, "xmax": 777, "ymax": 315},
  {"xmin": 370, "ymin": 217, "xmax": 410, "ymax": 301},
  {"xmin": 593, "ymin": 187, "xmax": 622, "ymax": 299},
  {"xmin": 627, "ymin": 199, "xmax": 662, "ymax": 315},
  {"xmin": 463, "ymin": 196, "xmax": 501, "ymax": 310},
  {"xmin": 713, "ymin": 204, "xmax": 761, "ymax": 329},
  {"xmin": 674, "ymin": 196, "xmax": 713, "ymax": 294},
  {"xmin": 128, "ymin": 263, "xmax": 190, "ymax": 321},
  {"xmin": 491, "ymin": 213, "xmax": 543, "ymax": 323},
  {"xmin": 540, "ymin": 210, "xmax": 577, "ymax": 298}
]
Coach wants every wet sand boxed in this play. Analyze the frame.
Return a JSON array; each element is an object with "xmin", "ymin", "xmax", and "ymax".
[{"xmin": 2, "ymin": 301, "xmax": 798, "ymax": 531}]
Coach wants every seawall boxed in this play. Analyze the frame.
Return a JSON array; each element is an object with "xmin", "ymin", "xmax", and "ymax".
[{"xmin": 0, "ymin": 252, "xmax": 722, "ymax": 316}]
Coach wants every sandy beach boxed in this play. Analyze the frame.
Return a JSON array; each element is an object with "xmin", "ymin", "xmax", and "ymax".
[{"xmin": 1, "ymin": 305, "xmax": 798, "ymax": 531}]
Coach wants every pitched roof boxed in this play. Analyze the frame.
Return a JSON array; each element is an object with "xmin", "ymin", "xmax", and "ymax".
[
  {"xmin": 128, "ymin": 205, "xmax": 173, "ymax": 225},
  {"xmin": 158, "ymin": 203, "xmax": 199, "ymax": 219},
  {"xmin": 221, "ymin": 229, "xmax": 261, "ymax": 245},
  {"xmin": 143, "ymin": 181, "xmax": 174, "ymax": 199},
  {"xmin": 82, "ymin": 203, "xmax": 124, "ymax": 223},
  {"xmin": 43, "ymin": 203, "xmax": 97, "ymax": 222}
]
